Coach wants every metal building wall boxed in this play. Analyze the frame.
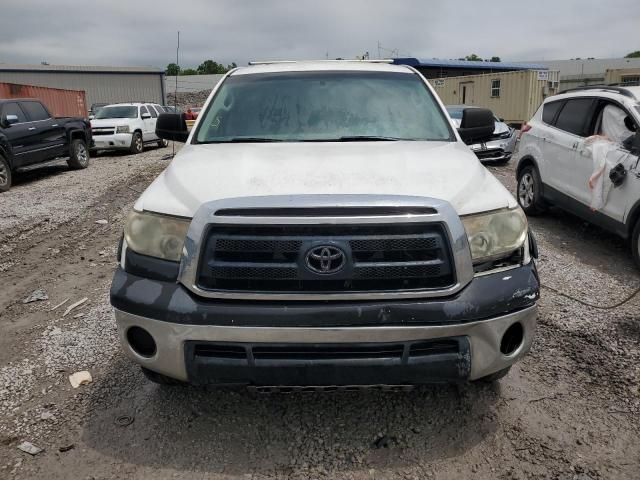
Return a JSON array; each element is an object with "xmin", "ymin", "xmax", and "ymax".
[
  {"xmin": 431, "ymin": 70, "xmax": 560, "ymax": 125},
  {"xmin": 0, "ymin": 71, "xmax": 165, "ymax": 107},
  {"xmin": 165, "ymin": 74, "xmax": 224, "ymax": 93},
  {"xmin": 604, "ymin": 68, "xmax": 640, "ymax": 84}
]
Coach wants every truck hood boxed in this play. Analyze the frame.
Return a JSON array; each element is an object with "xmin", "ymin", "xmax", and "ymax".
[
  {"xmin": 90, "ymin": 118, "xmax": 135, "ymax": 128},
  {"xmin": 136, "ymin": 141, "xmax": 517, "ymax": 217}
]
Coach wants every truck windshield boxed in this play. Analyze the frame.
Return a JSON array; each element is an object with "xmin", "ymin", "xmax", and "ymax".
[
  {"xmin": 95, "ymin": 106, "xmax": 138, "ymax": 119},
  {"xmin": 195, "ymin": 71, "xmax": 454, "ymax": 143}
]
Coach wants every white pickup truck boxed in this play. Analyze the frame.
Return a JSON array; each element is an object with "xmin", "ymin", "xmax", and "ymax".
[
  {"xmin": 110, "ymin": 61, "xmax": 539, "ymax": 389},
  {"xmin": 90, "ymin": 103, "xmax": 167, "ymax": 154}
]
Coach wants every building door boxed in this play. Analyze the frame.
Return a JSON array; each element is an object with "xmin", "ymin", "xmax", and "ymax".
[{"xmin": 459, "ymin": 82, "xmax": 474, "ymax": 105}]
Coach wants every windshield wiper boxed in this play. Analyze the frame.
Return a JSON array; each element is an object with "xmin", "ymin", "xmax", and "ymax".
[
  {"xmin": 339, "ymin": 135, "xmax": 405, "ymax": 141},
  {"xmin": 302, "ymin": 135, "xmax": 406, "ymax": 142},
  {"xmin": 223, "ymin": 137, "xmax": 284, "ymax": 143}
]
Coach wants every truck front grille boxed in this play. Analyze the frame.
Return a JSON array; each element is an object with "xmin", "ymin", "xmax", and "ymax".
[
  {"xmin": 196, "ymin": 223, "xmax": 455, "ymax": 293},
  {"xmin": 92, "ymin": 127, "xmax": 115, "ymax": 136}
]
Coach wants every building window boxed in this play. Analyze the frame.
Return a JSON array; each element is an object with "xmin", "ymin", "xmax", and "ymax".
[
  {"xmin": 491, "ymin": 79, "xmax": 501, "ymax": 98},
  {"xmin": 621, "ymin": 76, "xmax": 639, "ymax": 85}
]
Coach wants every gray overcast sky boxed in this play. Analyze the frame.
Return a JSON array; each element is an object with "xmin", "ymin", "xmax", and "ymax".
[{"xmin": 1, "ymin": 0, "xmax": 639, "ymax": 69}]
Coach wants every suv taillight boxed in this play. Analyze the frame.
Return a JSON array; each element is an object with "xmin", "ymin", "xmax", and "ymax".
[{"xmin": 519, "ymin": 122, "xmax": 532, "ymax": 138}]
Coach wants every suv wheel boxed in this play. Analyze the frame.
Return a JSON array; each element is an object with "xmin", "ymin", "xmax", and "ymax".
[
  {"xmin": 632, "ymin": 220, "xmax": 640, "ymax": 269},
  {"xmin": 517, "ymin": 165, "xmax": 547, "ymax": 215},
  {"xmin": 157, "ymin": 139, "xmax": 168, "ymax": 148},
  {"xmin": 130, "ymin": 132, "xmax": 143, "ymax": 154},
  {"xmin": 0, "ymin": 155, "xmax": 12, "ymax": 192},
  {"xmin": 67, "ymin": 139, "xmax": 90, "ymax": 169}
]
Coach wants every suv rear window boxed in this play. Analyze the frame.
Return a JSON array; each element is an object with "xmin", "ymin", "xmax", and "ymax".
[
  {"xmin": 542, "ymin": 101, "xmax": 563, "ymax": 125},
  {"xmin": 554, "ymin": 99, "xmax": 594, "ymax": 136}
]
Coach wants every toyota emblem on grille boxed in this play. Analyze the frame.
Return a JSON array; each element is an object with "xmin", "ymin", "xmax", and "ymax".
[{"xmin": 305, "ymin": 246, "xmax": 346, "ymax": 274}]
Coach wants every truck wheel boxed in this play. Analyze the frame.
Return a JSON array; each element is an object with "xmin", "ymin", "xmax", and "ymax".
[
  {"xmin": 632, "ymin": 219, "xmax": 640, "ymax": 269},
  {"xmin": 476, "ymin": 366, "xmax": 511, "ymax": 383},
  {"xmin": 517, "ymin": 165, "xmax": 547, "ymax": 215},
  {"xmin": 157, "ymin": 139, "xmax": 168, "ymax": 148},
  {"xmin": 67, "ymin": 139, "xmax": 90, "ymax": 169},
  {"xmin": 130, "ymin": 132, "xmax": 143, "ymax": 154},
  {"xmin": 141, "ymin": 367, "xmax": 184, "ymax": 385},
  {"xmin": 0, "ymin": 155, "xmax": 12, "ymax": 192}
]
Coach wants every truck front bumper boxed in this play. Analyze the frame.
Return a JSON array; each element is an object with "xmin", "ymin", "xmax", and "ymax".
[
  {"xmin": 111, "ymin": 262, "xmax": 539, "ymax": 385},
  {"xmin": 92, "ymin": 133, "xmax": 132, "ymax": 150}
]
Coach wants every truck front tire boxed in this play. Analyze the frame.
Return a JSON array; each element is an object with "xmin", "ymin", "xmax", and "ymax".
[
  {"xmin": 0, "ymin": 155, "xmax": 12, "ymax": 192},
  {"xmin": 67, "ymin": 139, "xmax": 90, "ymax": 169},
  {"xmin": 632, "ymin": 219, "xmax": 640, "ymax": 269},
  {"xmin": 130, "ymin": 132, "xmax": 143, "ymax": 154}
]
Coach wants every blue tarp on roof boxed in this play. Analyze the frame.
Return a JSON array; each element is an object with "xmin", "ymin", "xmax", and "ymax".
[{"xmin": 393, "ymin": 58, "xmax": 547, "ymax": 70}]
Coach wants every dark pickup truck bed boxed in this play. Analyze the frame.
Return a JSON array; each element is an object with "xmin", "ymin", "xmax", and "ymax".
[{"xmin": 0, "ymin": 98, "xmax": 92, "ymax": 192}]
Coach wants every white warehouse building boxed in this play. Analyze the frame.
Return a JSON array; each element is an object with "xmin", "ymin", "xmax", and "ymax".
[{"xmin": 0, "ymin": 63, "xmax": 166, "ymax": 108}]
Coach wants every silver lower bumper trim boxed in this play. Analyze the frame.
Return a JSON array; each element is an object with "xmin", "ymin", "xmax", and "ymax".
[{"xmin": 114, "ymin": 305, "xmax": 537, "ymax": 382}]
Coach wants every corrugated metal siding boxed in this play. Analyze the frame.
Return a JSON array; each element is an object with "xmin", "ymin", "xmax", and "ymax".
[
  {"xmin": 431, "ymin": 70, "xmax": 560, "ymax": 125},
  {"xmin": 0, "ymin": 71, "xmax": 164, "ymax": 107},
  {"xmin": 605, "ymin": 68, "xmax": 640, "ymax": 84},
  {"xmin": 0, "ymin": 82, "xmax": 87, "ymax": 117},
  {"xmin": 165, "ymin": 74, "xmax": 224, "ymax": 93}
]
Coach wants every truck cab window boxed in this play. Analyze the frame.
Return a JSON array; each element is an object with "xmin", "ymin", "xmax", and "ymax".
[
  {"xmin": 2, "ymin": 102, "xmax": 28, "ymax": 123},
  {"xmin": 21, "ymin": 101, "xmax": 50, "ymax": 121}
]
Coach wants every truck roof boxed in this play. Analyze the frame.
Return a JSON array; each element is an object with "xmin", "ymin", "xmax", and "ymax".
[
  {"xmin": 0, "ymin": 98, "xmax": 46, "ymax": 103},
  {"xmin": 231, "ymin": 60, "xmax": 415, "ymax": 76}
]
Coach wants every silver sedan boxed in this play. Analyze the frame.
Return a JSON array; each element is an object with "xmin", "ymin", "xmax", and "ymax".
[{"xmin": 446, "ymin": 105, "xmax": 517, "ymax": 164}]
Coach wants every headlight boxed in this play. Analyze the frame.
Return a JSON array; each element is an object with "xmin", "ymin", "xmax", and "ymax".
[
  {"xmin": 124, "ymin": 210, "xmax": 190, "ymax": 261},
  {"xmin": 116, "ymin": 125, "xmax": 130, "ymax": 134},
  {"xmin": 461, "ymin": 207, "xmax": 528, "ymax": 263}
]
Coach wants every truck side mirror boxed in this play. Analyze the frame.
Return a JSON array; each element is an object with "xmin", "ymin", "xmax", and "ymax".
[
  {"xmin": 1, "ymin": 114, "xmax": 19, "ymax": 127},
  {"xmin": 457, "ymin": 108, "xmax": 495, "ymax": 145},
  {"xmin": 156, "ymin": 113, "xmax": 189, "ymax": 143},
  {"xmin": 141, "ymin": 112, "xmax": 152, "ymax": 120}
]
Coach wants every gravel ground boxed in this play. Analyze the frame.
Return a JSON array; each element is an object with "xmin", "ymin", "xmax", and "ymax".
[{"xmin": 0, "ymin": 151, "xmax": 639, "ymax": 479}]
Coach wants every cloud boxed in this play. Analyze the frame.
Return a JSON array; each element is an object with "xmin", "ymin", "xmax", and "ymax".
[{"xmin": 0, "ymin": 0, "xmax": 638, "ymax": 68}]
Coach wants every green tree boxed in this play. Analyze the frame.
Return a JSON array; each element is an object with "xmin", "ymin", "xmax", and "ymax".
[
  {"xmin": 166, "ymin": 63, "xmax": 180, "ymax": 76},
  {"xmin": 197, "ymin": 59, "xmax": 227, "ymax": 74},
  {"xmin": 625, "ymin": 50, "xmax": 640, "ymax": 58},
  {"xmin": 489, "ymin": 56, "xmax": 501, "ymax": 62},
  {"xmin": 226, "ymin": 62, "xmax": 238, "ymax": 70},
  {"xmin": 465, "ymin": 54, "xmax": 483, "ymax": 62},
  {"xmin": 180, "ymin": 68, "xmax": 198, "ymax": 75}
]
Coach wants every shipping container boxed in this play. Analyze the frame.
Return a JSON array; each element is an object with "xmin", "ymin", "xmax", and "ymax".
[
  {"xmin": 430, "ymin": 69, "xmax": 560, "ymax": 127},
  {"xmin": 604, "ymin": 68, "xmax": 640, "ymax": 86},
  {"xmin": 0, "ymin": 82, "xmax": 87, "ymax": 117}
]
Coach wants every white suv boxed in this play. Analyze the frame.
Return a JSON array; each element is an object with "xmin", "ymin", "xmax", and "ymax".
[
  {"xmin": 516, "ymin": 86, "xmax": 640, "ymax": 267},
  {"xmin": 90, "ymin": 103, "xmax": 168, "ymax": 154},
  {"xmin": 110, "ymin": 61, "xmax": 539, "ymax": 387}
]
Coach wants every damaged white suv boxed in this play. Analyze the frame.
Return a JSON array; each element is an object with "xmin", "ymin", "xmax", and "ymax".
[
  {"xmin": 516, "ymin": 86, "xmax": 640, "ymax": 267},
  {"xmin": 111, "ymin": 61, "xmax": 539, "ymax": 388}
]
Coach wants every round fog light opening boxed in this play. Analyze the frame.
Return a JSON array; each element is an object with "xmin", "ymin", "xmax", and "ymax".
[
  {"xmin": 500, "ymin": 322, "xmax": 524, "ymax": 355},
  {"xmin": 127, "ymin": 326, "xmax": 156, "ymax": 357}
]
